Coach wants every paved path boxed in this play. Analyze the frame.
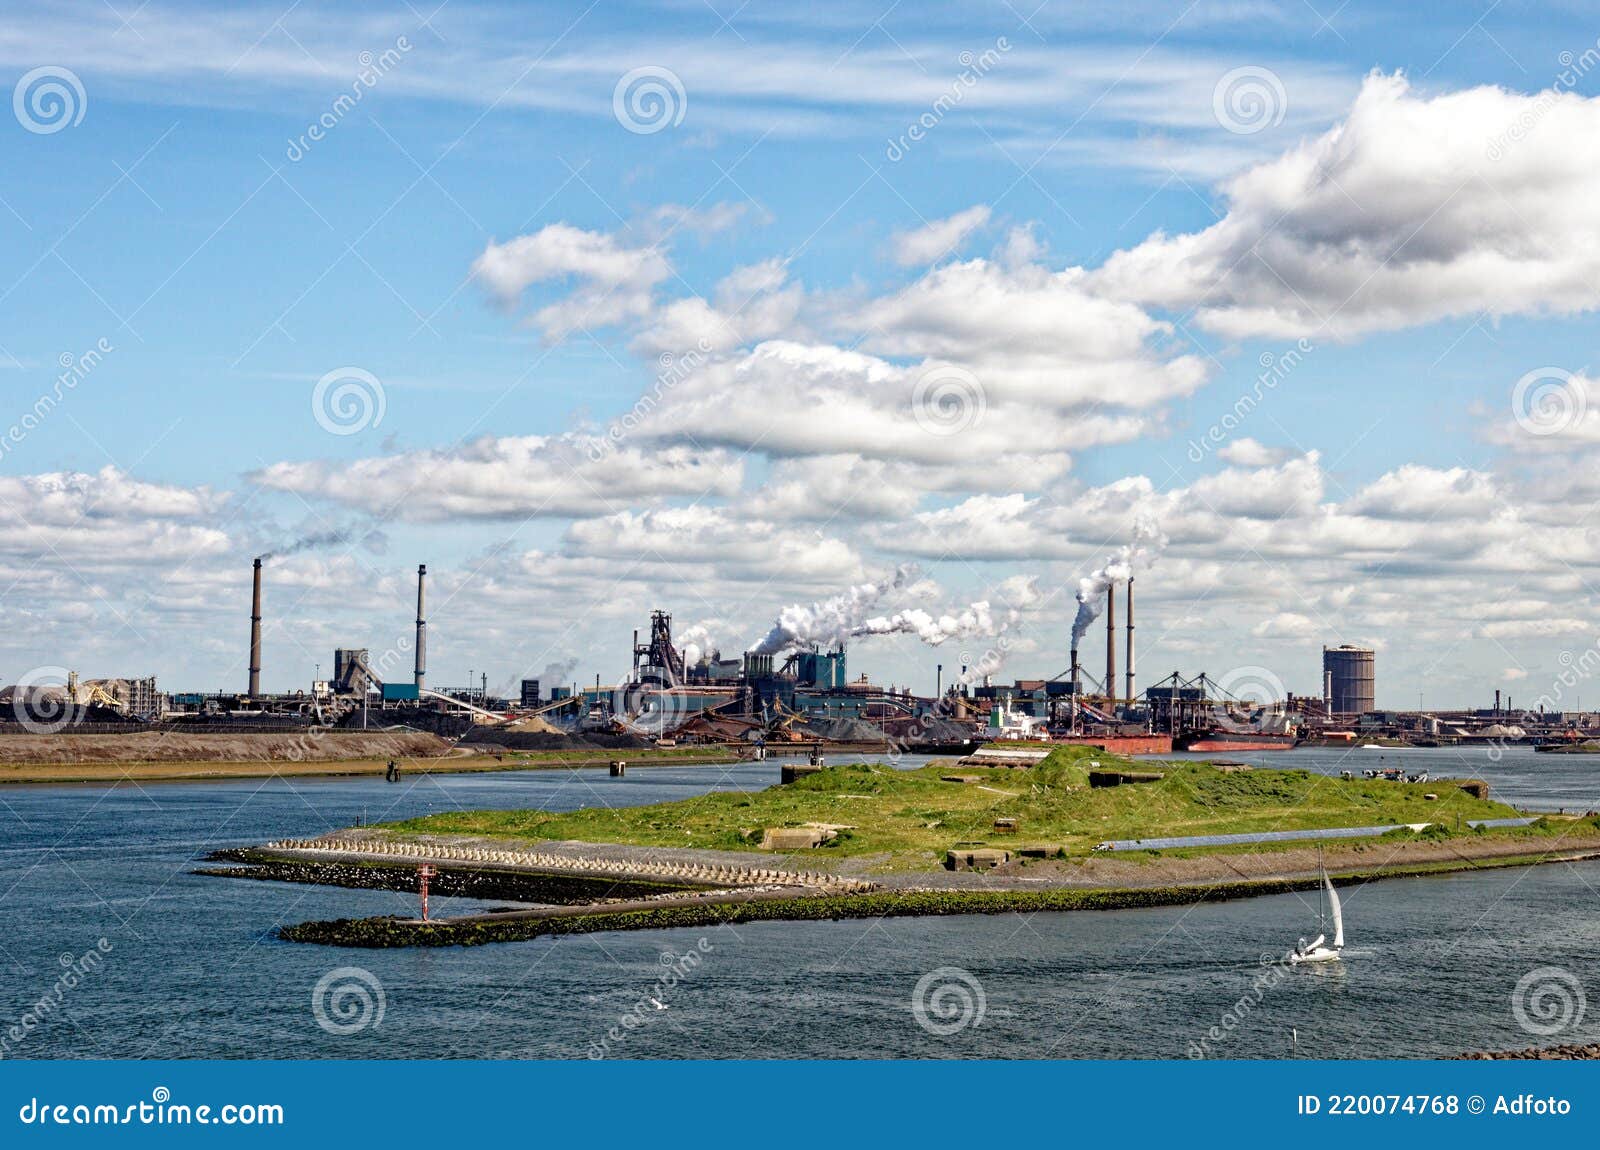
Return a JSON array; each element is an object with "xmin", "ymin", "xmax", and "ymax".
[{"xmin": 1096, "ymin": 817, "xmax": 1538, "ymax": 852}]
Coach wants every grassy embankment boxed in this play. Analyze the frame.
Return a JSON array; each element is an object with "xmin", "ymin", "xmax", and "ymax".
[{"xmin": 381, "ymin": 746, "xmax": 1532, "ymax": 870}]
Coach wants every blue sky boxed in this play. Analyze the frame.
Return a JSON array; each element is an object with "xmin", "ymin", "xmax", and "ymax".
[{"xmin": 3, "ymin": 0, "xmax": 1600, "ymax": 708}]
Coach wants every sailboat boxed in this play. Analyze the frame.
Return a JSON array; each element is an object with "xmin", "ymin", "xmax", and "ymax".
[{"xmin": 1287, "ymin": 867, "xmax": 1345, "ymax": 965}]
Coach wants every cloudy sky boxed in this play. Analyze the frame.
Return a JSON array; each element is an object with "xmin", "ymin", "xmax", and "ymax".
[{"xmin": 2, "ymin": 0, "xmax": 1599, "ymax": 708}]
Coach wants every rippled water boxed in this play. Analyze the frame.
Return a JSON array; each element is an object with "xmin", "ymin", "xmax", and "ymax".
[{"xmin": 2, "ymin": 750, "xmax": 1598, "ymax": 1059}]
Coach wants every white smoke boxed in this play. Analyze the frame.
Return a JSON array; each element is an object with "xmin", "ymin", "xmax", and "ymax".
[
  {"xmin": 751, "ymin": 565, "xmax": 919, "ymax": 654},
  {"xmin": 752, "ymin": 568, "xmax": 1044, "ymax": 665},
  {"xmin": 677, "ymin": 623, "xmax": 719, "ymax": 668},
  {"xmin": 1070, "ymin": 517, "xmax": 1167, "ymax": 649},
  {"xmin": 858, "ymin": 576, "xmax": 1042, "ymax": 647}
]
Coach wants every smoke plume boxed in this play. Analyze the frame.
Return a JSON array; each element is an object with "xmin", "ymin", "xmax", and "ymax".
[
  {"xmin": 257, "ymin": 523, "xmax": 386, "ymax": 562},
  {"xmin": 677, "ymin": 623, "xmax": 719, "ymax": 668},
  {"xmin": 1070, "ymin": 517, "xmax": 1167, "ymax": 648},
  {"xmin": 538, "ymin": 657, "xmax": 579, "ymax": 688},
  {"xmin": 754, "ymin": 569, "xmax": 1043, "ymax": 656},
  {"xmin": 858, "ymin": 576, "xmax": 1042, "ymax": 646},
  {"xmin": 751, "ymin": 565, "xmax": 919, "ymax": 654}
]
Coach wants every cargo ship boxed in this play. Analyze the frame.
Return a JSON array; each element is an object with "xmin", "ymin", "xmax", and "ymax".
[{"xmin": 1175, "ymin": 728, "xmax": 1299, "ymax": 752}]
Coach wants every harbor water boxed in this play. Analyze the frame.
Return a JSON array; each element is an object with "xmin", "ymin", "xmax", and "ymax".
[{"xmin": 1, "ymin": 746, "xmax": 1597, "ymax": 1059}]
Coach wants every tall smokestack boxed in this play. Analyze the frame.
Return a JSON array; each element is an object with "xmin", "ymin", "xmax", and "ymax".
[
  {"xmin": 1070, "ymin": 645, "xmax": 1080, "ymax": 695},
  {"xmin": 248, "ymin": 557, "xmax": 263, "ymax": 697},
  {"xmin": 414, "ymin": 564, "xmax": 427, "ymax": 690},
  {"xmin": 1105, "ymin": 584, "xmax": 1117, "ymax": 704},
  {"xmin": 1124, "ymin": 577, "xmax": 1135, "ymax": 706}
]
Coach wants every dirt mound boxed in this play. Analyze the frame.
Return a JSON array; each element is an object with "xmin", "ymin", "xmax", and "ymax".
[
  {"xmin": 0, "ymin": 730, "xmax": 452, "ymax": 765},
  {"xmin": 501, "ymin": 714, "xmax": 561, "ymax": 734},
  {"xmin": 800, "ymin": 717, "xmax": 890, "ymax": 743}
]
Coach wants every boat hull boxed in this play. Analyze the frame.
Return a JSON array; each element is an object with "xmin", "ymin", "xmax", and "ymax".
[
  {"xmin": 1289, "ymin": 947, "xmax": 1342, "ymax": 965},
  {"xmin": 1176, "ymin": 732, "xmax": 1299, "ymax": 752}
]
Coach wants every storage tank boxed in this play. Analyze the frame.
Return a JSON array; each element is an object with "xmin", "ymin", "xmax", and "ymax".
[{"xmin": 1322, "ymin": 645, "xmax": 1375, "ymax": 715}]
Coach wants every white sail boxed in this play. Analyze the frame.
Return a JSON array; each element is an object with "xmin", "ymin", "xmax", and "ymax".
[{"xmin": 1326, "ymin": 871, "xmax": 1344, "ymax": 950}]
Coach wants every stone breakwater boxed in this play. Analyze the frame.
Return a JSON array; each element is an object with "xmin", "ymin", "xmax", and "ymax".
[
  {"xmin": 1457, "ymin": 1044, "xmax": 1600, "ymax": 1060},
  {"xmin": 259, "ymin": 837, "xmax": 877, "ymax": 895}
]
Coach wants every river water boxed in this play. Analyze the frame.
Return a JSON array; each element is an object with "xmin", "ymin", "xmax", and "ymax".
[
  {"xmin": 1137, "ymin": 743, "xmax": 1600, "ymax": 812},
  {"xmin": 1, "ymin": 748, "xmax": 1597, "ymax": 1059}
]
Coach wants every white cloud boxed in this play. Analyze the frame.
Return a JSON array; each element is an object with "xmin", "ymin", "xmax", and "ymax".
[
  {"xmin": 564, "ymin": 506, "xmax": 865, "ymax": 585},
  {"xmin": 890, "ymin": 205, "xmax": 992, "ymax": 266},
  {"xmin": 1093, "ymin": 73, "xmax": 1600, "ymax": 339},
  {"xmin": 1216, "ymin": 438, "xmax": 1289, "ymax": 467},
  {"xmin": 472, "ymin": 224, "xmax": 671, "ymax": 339},
  {"xmin": 250, "ymin": 435, "xmax": 743, "ymax": 521},
  {"xmin": 0, "ymin": 467, "xmax": 230, "ymax": 565}
]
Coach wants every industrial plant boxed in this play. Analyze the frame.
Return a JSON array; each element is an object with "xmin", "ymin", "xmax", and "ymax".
[{"xmin": 2, "ymin": 554, "xmax": 1593, "ymax": 757}]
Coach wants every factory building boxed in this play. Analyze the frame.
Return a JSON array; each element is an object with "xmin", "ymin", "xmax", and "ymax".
[{"xmin": 1323, "ymin": 644, "xmax": 1376, "ymax": 716}]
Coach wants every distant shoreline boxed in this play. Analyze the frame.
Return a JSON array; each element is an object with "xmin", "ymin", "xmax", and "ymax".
[{"xmin": 0, "ymin": 746, "xmax": 750, "ymax": 785}]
